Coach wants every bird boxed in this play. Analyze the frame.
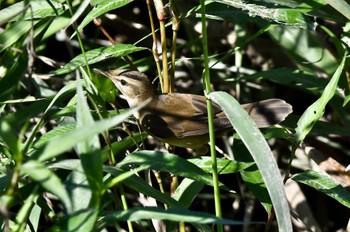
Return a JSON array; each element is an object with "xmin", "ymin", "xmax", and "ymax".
[{"xmin": 94, "ymin": 69, "xmax": 293, "ymax": 153}]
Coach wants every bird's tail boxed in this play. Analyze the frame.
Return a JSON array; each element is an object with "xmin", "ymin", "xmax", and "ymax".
[{"xmin": 242, "ymin": 99, "xmax": 293, "ymax": 128}]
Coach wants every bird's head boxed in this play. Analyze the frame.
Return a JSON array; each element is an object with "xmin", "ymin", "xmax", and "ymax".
[{"xmin": 95, "ymin": 69, "xmax": 156, "ymax": 107}]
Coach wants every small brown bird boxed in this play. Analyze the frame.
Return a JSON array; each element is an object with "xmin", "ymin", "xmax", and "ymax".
[{"xmin": 95, "ymin": 69, "xmax": 292, "ymax": 152}]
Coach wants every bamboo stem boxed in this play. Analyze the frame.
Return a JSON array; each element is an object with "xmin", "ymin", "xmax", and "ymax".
[
  {"xmin": 153, "ymin": 0, "xmax": 170, "ymax": 93},
  {"xmin": 146, "ymin": 0, "xmax": 164, "ymax": 91},
  {"xmin": 169, "ymin": 0, "xmax": 179, "ymax": 93}
]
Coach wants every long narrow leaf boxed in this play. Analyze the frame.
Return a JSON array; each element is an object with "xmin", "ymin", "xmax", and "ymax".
[
  {"xmin": 66, "ymin": 73, "xmax": 102, "ymax": 232},
  {"xmin": 20, "ymin": 160, "xmax": 72, "ymax": 213},
  {"xmin": 104, "ymin": 166, "xmax": 186, "ymax": 208},
  {"xmin": 326, "ymin": 0, "xmax": 350, "ymax": 20},
  {"xmin": 295, "ymin": 53, "xmax": 346, "ymax": 143},
  {"xmin": 188, "ymin": 156, "xmax": 254, "ymax": 174},
  {"xmin": 30, "ymin": 98, "xmax": 150, "ymax": 162},
  {"xmin": 51, "ymin": 44, "xmax": 146, "ymax": 75},
  {"xmin": 0, "ymin": 1, "xmax": 67, "ymax": 23},
  {"xmin": 99, "ymin": 207, "xmax": 255, "ymax": 225},
  {"xmin": 292, "ymin": 170, "xmax": 350, "ymax": 208},
  {"xmin": 212, "ymin": 0, "xmax": 310, "ymax": 28},
  {"xmin": 118, "ymin": 151, "xmax": 226, "ymax": 188},
  {"xmin": 210, "ymin": 91, "xmax": 292, "ymax": 232},
  {"xmin": 77, "ymin": 0, "xmax": 133, "ymax": 32}
]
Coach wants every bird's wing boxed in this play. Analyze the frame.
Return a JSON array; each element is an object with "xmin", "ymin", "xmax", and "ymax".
[{"xmin": 139, "ymin": 93, "xmax": 231, "ymax": 139}]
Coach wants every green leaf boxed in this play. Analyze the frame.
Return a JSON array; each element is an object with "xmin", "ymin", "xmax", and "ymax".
[
  {"xmin": 0, "ymin": 53, "xmax": 27, "ymax": 102},
  {"xmin": 65, "ymin": 171, "xmax": 98, "ymax": 232},
  {"xmin": 22, "ymin": 80, "xmax": 82, "ymax": 154},
  {"xmin": 40, "ymin": 16, "xmax": 71, "ymax": 41},
  {"xmin": 67, "ymin": 207, "xmax": 99, "ymax": 232},
  {"xmin": 0, "ymin": 120, "xmax": 22, "ymax": 161},
  {"xmin": 28, "ymin": 203, "xmax": 41, "ymax": 232},
  {"xmin": 292, "ymin": 170, "xmax": 350, "ymax": 208},
  {"xmin": 268, "ymin": 26, "xmax": 338, "ymax": 75},
  {"xmin": 30, "ymin": 98, "xmax": 150, "ymax": 162},
  {"xmin": 76, "ymin": 69, "xmax": 102, "ymax": 155},
  {"xmin": 32, "ymin": 124, "xmax": 76, "ymax": 149},
  {"xmin": 344, "ymin": 95, "xmax": 350, "ymax": 107},
  {"xmin": 104, "ymin": 166, "xmax": 185, "ymax": 208},
  {"xmin": 101, "ymin": 132, "xmax": 147, "ymax": 162},
  {"xmin": 0, "ymin": 0, "xmax": 67, "ymax": 23},
  {"xmin": 15, "ymin": 187, "xmax": 38, "ymax": 231},
  {"xmin": 327, "ymin": 0, "xmax": 350, "ymax": 20},
  {"xmin": 105, "ymin": 165, "xmax": 151, "ymax": 190},
  {"xmin": 99, "ymin": 207, "xmax": 253, "ymax": 225},
  {"xmin": 51, "ymin": 44, "xmax": 146, "ymax": 75},
  {"xmin": 294, "ymin": 54, "xmax": 346, "ymax": 143},
  {"xmin": 20, "ymin": 160, "xmax": 72, "ymax": 213},
  {"xmin": 188, "ymin": 156, "xmax": 254, "ymax": 174},
  {"xmin": 211, "ymin": 0, "xmax": 311, "ymax": 28},
  {"xmin": 209, "ymin": 91, "xmax": 292, "ymax": 232},
  {"xmin": 284, "ymin": 114, "xmax": 350, "ymax": 137},
  {"xmin": 0, "ymin": 96, "xmax": 43, "ymax": 104},
  {"xmin": 77, "ymin": 0, "xmax": 133, "ymax": 32},
  {"xmin": 243, "ymin": 68, "xmax": 330, "ymax": 95},
  {"xmin": 73, "ymin": 72, "xmax": 102, "ymax": 231},
  {"xmin": 66, "ymin": 0, "xmax": 91, "ymax": 32},
  {"xmin": 233, "ymin": 142, "xmax": 272, "ymax": 212},
  {"xmin": 203, "ymin": 2, "xmax": 259, "ymax": 23},
  {"xmin": 172, "ymin": 179, "xmax": 205, "ymax": 208},
  {"xmin": 118, "ymin": 151, "xmax": 224, "ymax": 188}
]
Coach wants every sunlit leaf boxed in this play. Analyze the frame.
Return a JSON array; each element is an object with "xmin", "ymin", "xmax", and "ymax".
[
  {"xmin": 20, "ymin": 160, "xmax": 72, "ymax": 213},
  {"xmin": 295, "ymin": 54, "xmax": 346, "ymax": 143},
  {"xmin": 118, "ymin": 151, "xmax": 225, "ymax": 188},
  {"xmin": 52, "ymin": 44, "xmax": 146, "ymax": 75},
  {"xmin": 77, "ymin": 0, "xmax": 133, "ymax": 32},
  {"xmin": 292, "ymin": 170, "xmax": 350, "ymax": 208},
  {"xmin": 0, "ymin": 0, "xmax": 67, "ymax": 23},
  {"xmin": 210, "ymin": 91, "xmax": 292, "ymax": 232},
  {"xmin": 99, "ymin": 207, "xmax": 254, "ymax": 225}
]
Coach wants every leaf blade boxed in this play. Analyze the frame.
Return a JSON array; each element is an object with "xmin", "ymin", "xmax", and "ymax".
[{"xmin": 210, "ymin": 91, "xmax": 293, "ymax": 232}]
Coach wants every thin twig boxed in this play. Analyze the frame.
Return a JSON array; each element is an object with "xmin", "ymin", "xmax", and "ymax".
[{"xmin": 93, "ymin": 18, "xmax": 137, "ymax": 70}]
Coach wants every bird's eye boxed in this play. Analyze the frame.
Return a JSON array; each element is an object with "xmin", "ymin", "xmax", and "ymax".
[{"xmin": 120, "ymin": 79, "xmax": 127, "ymax": 86}]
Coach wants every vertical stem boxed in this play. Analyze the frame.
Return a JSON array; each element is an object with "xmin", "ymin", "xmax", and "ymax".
[
  {"xmin": 146, "ymin": 0, "xmax": 163, "ymax": 91},
  {"xmin": 200, "ymin": 1, "xmax": 223, "ymax": 231},
  {"xmin": 119, "ymin": 185, "xmax": 134, "ymax": 232},
  {"xmin": 169, "ymin": 0, "xmax": 179, "ymax": 93},
  {"xmin": 170, "ymin": 31, "xmax": 176, "ymax": 93},
  {"xmin": 153, "ymin": 170, "xmax": 168, "ymax": 209},
  {"xmin": 153, "ymin": 0, "xmax": 170, "ymax": 93},
  {"xmin": 234, "ymin": 23, "xmax": 245, "ymax": 101},
  {"xmin": 159, "ymin": 20, "xmax": 169, "ymax": 93},
  {"xmin": 65, "ymin": 0, "xmax": 92, "ymax": 78}
]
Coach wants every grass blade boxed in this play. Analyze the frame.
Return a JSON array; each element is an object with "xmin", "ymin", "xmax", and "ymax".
[
  {"xmin": 292, "ymin": 170, "xmax": 350, "ymax": 208},
  {"xmin": 295, "ymin": 53, "xmax": 346, "ymax": 143},
  {"xmin": 210, "ymin": 91, "xmax": 292, "ymax": 232}
]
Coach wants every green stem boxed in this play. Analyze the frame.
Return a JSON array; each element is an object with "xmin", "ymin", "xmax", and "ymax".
[
  {"xmin": 200, "ymin": 1, "xmax": 223, "ymax": 231},
  {"xmin": 119, "ymin": 185, "xmax": 134, "ymax": 232},
  {"xmin": 65, "ymin": 0, "xmax": 92, "ymax": 79}
]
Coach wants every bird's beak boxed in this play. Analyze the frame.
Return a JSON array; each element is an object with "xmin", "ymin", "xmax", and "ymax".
[
  {"xmin": 93, "ymin": 68, "xmax": 129, "ymax": 78},
  {"xmin": 93, "ymin": 68, "xmax": 110, "ymax": 77}
]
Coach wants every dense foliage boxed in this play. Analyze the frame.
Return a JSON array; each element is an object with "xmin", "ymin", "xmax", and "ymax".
[{"xmin": 0, "ymin": 0, "xmax": 350, "ymax": 231}]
